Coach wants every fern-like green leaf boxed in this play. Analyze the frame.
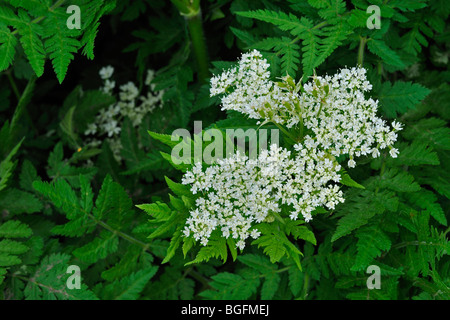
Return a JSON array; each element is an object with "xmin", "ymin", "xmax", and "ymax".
[
  {"xmin": 186, "ymin": 231, "xmax": 228, "ymax": 265},
  {"xmin": 314, "ymin": 21, "xmax": 350, "ymax": 69},
  {"xmin": 72, "ymin": 231, "xmax": 119, "ymax": 264},
  {"xmin": 252, "ymin": 223, "xmax": 302, "ymax": 268},
  {"xmin": 101, "ymin": 266, "xmax": 158, "ymax": 300},
  {"xmin": 352, "ymin": 226, "xmax": 392, "ymax": 271},
  {"xmin": 0, "ymin": 188, "xmax": 43, "ymax": 214},
  {"xmin": 200, "ymin": 272, "xmax": 260, "ymax": 300},
  {"xmin": 24, "ymin": 253, "xmax": 98, "ymax": 300},
  {"xmin": 377, "ymin": 81, "xmax": 431, "ymax": 118},
  {"xmin": 236, "ymin": 9, "xmax": 314, "ymax": 37},
  {"xmin": 367, "ymin": 39, "xmax": 406, "ymax": 68},
  {"xmin": 15, "ymin": 10, "xmax": 45, "ymax": 77},
  {"xmin": 409, "ymin": 189, "xmax": 447, "ymax": 226},
  {"xmin": 0, "ymin": 138, "xmax": 23, "ymax": 192},
  {"xmin": 402, "ymin": 118, "xmax": 450, "ymax": 151},
  {"xmin": 0, "ymin": 220, "xmax": 32, "ymax": 238},
  {"xmin": 0, "ymin": 25, "xmax": 17, "ymax": 71},
  {"xmin": 41, "ymin": 7, "xmax": 80, "ymax": 83},
  {"xmin": 237, "ymin": 254, "xmax": 281, "ymax": 299},
  {"xmin": 389, "ymin": 141, "xmax": 439, "ymax": 166},
  {"xmin": 378, "ymin": 168, "xmax": 420, "ymax": 193}
]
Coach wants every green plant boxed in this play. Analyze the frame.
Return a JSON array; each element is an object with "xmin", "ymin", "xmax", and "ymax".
[
  {"xmin": 0, "ymin": 0, "xmax": 449, "ymax": 301},
  {"xmin": 0, "ymin": 0, "xmax": 116, "ymax": 83}
]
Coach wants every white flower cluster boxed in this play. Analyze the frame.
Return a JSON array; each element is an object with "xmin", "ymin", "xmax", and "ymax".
[
  {"xmin": 84, "ymin": 66, "xmax": 164, "ymax": 161},
  {"xmin": 180, "ymin": 50, "xmax": 405, "ymax": 249},
  {"xmin": 210, "ymin": 50, "xmax": 300, "ymax": 127},
  {"xmin": 181, "ymin": 143, "xmax": 344, "ymax": 249},
  {"xmin": 299, "ymin": 68, "xmax": 404, "ymax": 167},
  {"xmin": 210, "ymin": 50, "xmax": 403, "ymax": 168}
]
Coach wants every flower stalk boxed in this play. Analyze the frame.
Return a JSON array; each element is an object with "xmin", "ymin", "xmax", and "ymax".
[
  {"xmin": 171, "ymin": 0, "xmax": 209, "ymax": 83},
  {"xmin": 358, "ymin": 36, "xmax": 367, "ymax": 66}
]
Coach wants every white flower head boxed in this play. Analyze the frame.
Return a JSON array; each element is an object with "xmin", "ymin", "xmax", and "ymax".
[
  {"xmin": 99, "ymin": 65, "xmax": 114, "ymax": 80},
  {"xmin": 180, "ymin": 51, "xmax": 404, "ymax": 249},
  {"xmin": 84, "ymin": 67, "xmax": 164, "ymax": 163},
  {"xmin": 211, "ymin": 50, "xmax": 402, "ymax": 167},
  {"xmin": 181, "ymin": 143, "xmax": 344, "ymax": 248}
]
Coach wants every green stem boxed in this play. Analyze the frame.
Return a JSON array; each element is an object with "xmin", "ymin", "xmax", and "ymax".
[
  {"xmin": 273, "ymin": 122, "xmax": 297, "ymax": 144},
  {"xmin": 374, "ymin": 154, "xmax": 386, "ymax": 195},
  {"xmin": 170, "ymin": 0, "xmax": 195, "ymax": 15},
  {"xmin": 312, "ymin": 20, "xmax": 329, "ymax": 30},
  {"xmin": 271, "ymin": 210, "xmax": 286, "ymax": 224},
  {"xmin": 6, "ymin": 71, "xmax": 20, "ymax": 101},
  {"xmin": 10, "ymin": 274, "xmax": 73, "ymax": 298},
  {"xmin": 171, "ymin": 0, "xmax": 209, "ymax": 83},
  {"xmin": 377, "ymin": 60, "xmax": 383, "ymax": 75},
  {"xmin": 189, "ymin": 269, "xmax": 212, "ymax": 289},
  {"xmin": 303, "ymin": 272, "xmax": 309, "ymax": 300},
  {"xmin": 358, "ymin": 36, "xmax": 367, "ymax": 66},
  {"xmin": 317, "ymin": 101, "xmax": 324, "ymax": 117},
  {"xmin": 92, "ymin": 214, "xmax": 211, "ymax": 291},
  {"xmin": 6, "ymin": 76, "xmax": 36, "ymax": 153},
  {"xmin": 299, "ymin": 119, "xmax": 304, "ymax": 142},
  {"xmin": 381, "ymin": 239, "xmax": 448, "ymax": 259},
  {"xmin": 298, "ymin": 102, "xmax": 304, "ymax": 141},
  {"xmin": 186, "ymin": 10, "xmax": 209, "ymax": 83},
  {"xmin": 9, "ymin": 76, "xmax": 36, "ymax": 132},
  {"xmin": 289, "ymin": 20, "xmax": 330, "ymax": 46},
  {"xmin": 90, "ymin": 214, "xmax": 150, "ymax": 251},
  {"xmin": 95, "ymin": 214, "xmax": 211, "ymax": 289}
]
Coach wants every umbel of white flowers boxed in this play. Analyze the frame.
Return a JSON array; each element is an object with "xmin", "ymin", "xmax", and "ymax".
[
  {"xmin": 210, "ymin": 50, "xmax": 403, "ymax": 168},
  {"xmin": 83, "ymin": 66, "xmax": 164, "ymax": 162},
  {"xmin": 182, "ymin": 144, "xmax": 345, "ymax": 250},
  {"xmin": 181, "ymin": 50, "xmax": 403, "ymax": 249}
]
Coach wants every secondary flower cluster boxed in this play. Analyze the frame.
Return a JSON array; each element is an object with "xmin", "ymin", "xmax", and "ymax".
[
  {"xmin": 210, "ymin": 50, "xmax": 298, "ymax": 127},
  {"xmin": 210, "ymin": 50, "xmax": 403, "ymax": 168},
  {"xmin": 83, "ymin": 66, "xmax": 164, "ymax": 161},
  {"xmin": 299, "ymin": 67, "xmax": 403, "ymax": 167},
  {"xmin": 181, "ymin": 143, "xmax": 344, "ymax": 249}
]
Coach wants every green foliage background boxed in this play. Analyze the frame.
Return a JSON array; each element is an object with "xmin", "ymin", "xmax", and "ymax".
[{"xmin": 0, "ymin": 0, "xmax": 449, "ymax": 300}]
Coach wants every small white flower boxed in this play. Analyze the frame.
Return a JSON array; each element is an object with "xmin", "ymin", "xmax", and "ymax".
[
  {"xmin": 102, "ymin": 79, "xmax": 116, "ymax": 94},
  {"xmin": 389, "ymin": 148, "xmax": 399, "ymax": 158},
  {"xmin": 236, "ymin": 240, "xmax": 246, "ymax": 250},
  {"xmin": 348, "ymin": 159, "xmax": 356, "ymax": 168},
  {"xmin": 103, "ymin": 120, "xmax": 121, "ymax": 137},
  {"xmin": 120, "ymin": 82, "xmax": 139, "ymax": 101},
  {"xmin": 145, "ymin": 69, "xmax": 155, "ymax": 86},
  {"xmin": 250, "ymin": 229, "xmax": 261, "ymax": 239},
  {"xmin": 372, "ymin": 148, "xmax": 380, "ymax": 158},
  {"xmin": 84, "ymin": 123, "xmax": 97, "ymax": 135},
  {"xmin": 392, "ymin": 121, "xmax": 403, "ymax": 131},
  {"xmin": 99, "ymin": 66, "xmax": 114, "ymax": 80},
  {"xmin": 434, "ymin": 51, "xmax": 449, "ymax": 65}
]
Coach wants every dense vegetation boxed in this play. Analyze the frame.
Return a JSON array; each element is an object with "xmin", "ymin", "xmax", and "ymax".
[{"xmin": 0, "ymin": 0, "xmax": 449, "ymax": 300}]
